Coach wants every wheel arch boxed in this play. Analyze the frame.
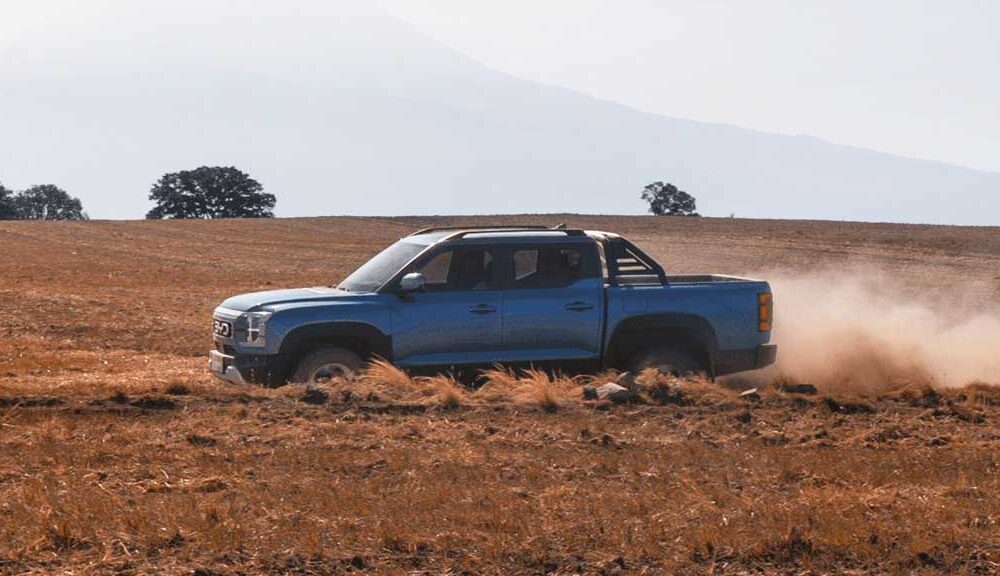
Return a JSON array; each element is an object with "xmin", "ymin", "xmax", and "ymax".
[
  {"xmin": 605, "ymin": 313, "xmax": 719, "ymax": 375},
  {"xmin": 278, "ymin": 321, "xmax": 393, "ymax": 367}
]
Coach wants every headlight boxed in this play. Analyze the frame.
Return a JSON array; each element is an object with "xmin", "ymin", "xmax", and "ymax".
[{"xmin": 244, "ymin": 311, "xmax": 272, "ymax": 347}]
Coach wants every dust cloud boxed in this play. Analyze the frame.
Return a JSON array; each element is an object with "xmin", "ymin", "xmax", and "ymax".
[{"xmin": 763, "ymin": 268, "xmax": 1000, "ymax": 391}]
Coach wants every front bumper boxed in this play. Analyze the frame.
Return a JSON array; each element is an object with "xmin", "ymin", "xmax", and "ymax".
[
  {"xmin": 208, "ymin": 349, "xmax": 290, "ymax": 387},
  {"xmin": 209, "ymin": 350, "xmax": 247, "ymax": 385}
]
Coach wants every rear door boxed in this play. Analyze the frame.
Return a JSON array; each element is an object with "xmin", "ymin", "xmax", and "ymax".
[
  {"xmin": 500, "ymin": 242, "xmax": 604, "ymax": 362},
  {"xmin": 389, "ymin": 245, "xmax": 504, "ymax": 367}
]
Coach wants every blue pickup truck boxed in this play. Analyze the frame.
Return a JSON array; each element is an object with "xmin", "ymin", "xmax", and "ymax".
[{"xmin": 210, "ymin": 225, "xmax": 776, "ymax": 386}]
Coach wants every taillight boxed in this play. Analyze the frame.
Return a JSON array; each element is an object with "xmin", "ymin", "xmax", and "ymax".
[{"xmin": 758, "ymin": 292, "xmax": 773, "ymax": 332}]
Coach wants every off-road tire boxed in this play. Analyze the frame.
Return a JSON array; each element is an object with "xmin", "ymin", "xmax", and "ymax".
[
  {"xmin": 290, "ymin": 347, "xmax": 364, "ymax": 385},
  {"xmin": 627, "ymin": 347, "xmax": 702, "ymax": 378}
]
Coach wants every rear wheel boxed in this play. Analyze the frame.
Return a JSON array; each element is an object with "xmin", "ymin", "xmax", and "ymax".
[
  {"xmin": 627, "ymin": 347, "xmax": 702, "ymax": 378},
  {"xmin": 290, "ymin": 347, "xmax": 364, "ymax": 385}
]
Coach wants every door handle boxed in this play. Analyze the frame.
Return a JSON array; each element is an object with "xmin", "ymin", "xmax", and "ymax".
[
  {"xmin": 565, "ymin": 301, "xmax": 594, "ymax": 312},
  {"xmin": 469, "ymin": 304, "xmax": 497, "ymax": 315}
]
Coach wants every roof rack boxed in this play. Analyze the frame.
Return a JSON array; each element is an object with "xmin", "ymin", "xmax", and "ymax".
[
  {"xmin": 410, "ymin": 224, "xmax": 551, "ymax": 236},
  {"xmin": 605, "ymin": 237, "xmax": 668, "ymax": 285}
]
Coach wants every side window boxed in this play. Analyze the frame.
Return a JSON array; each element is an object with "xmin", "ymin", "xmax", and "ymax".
[
  {"xmin": 419, "ymin": 251, "xmax": 452, "ymax": 285},
  {"xmin": 413, "ymin": 248, "xmax": 495, "ymax": 291},
  {"xmin": 511, "ymin": 245, "xmax": 595, "ymax": 289},
  {"xmin": 513, "ymin": 249, "xmax": 539, "ymax": 281}
]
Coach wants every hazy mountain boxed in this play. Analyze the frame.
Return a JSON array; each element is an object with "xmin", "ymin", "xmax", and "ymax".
[{"xmin": 1, "ymin": 0, "xmax": 997, "ymax": 224}]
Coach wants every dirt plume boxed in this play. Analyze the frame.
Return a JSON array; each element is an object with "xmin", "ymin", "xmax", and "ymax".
[{"xmin": 764, "ymin": 268, "xmax": 1000, "ymax": 392}]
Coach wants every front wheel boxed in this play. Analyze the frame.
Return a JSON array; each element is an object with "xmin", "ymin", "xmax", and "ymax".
[
  {"xmin": 627, "ymin": 347, "xmax": 702, "ymax": 378},
  {"xmin": 290, "ymin": 347, "xmax": 364, "ymax": 385}
]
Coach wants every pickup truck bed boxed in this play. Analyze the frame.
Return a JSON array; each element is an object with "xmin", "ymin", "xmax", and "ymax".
[{"xmin": 606, "ymin": 278, "xmax": 774, "ymax": 376}]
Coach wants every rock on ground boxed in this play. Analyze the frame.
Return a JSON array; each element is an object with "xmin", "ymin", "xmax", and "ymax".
[{"xmin": 596, "ymin": 382, "xmax": 632, "ymax": 403}]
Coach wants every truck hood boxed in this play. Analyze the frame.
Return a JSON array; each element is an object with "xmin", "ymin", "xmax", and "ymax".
[{"xmin": 219, "ymin": 287, "xmax": 370, "ymax": 312}]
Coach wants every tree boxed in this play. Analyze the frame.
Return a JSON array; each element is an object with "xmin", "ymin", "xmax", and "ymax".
[
  {"xmin": 0, "ymin": 183, "xmax": 16, "ymax": 220},
  {"xmin": 640, "ymin": 181, "xmax": 700, "ymax": 216},
  {"xmin": 146, "ymin": 166, "xmax": 275, "ymax": 219},
  {"xmin": 11, "ymin": 185, "xmax": 88, "ymax": 220}
]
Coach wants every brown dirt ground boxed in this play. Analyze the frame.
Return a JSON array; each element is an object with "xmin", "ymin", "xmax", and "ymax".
[{"xmin": 2, "ymin": 215, "xmax": 1000, "ymax": 575}]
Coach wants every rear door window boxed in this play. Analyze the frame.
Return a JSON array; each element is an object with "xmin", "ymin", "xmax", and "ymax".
[{"xmin": 510, "ymin": 245, "xmax": 596, "ymax": 289}]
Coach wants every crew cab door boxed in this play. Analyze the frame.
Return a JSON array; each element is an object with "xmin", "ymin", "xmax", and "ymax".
[
  {"xmin": 388, "ymin": 245, "xmax": 503, "ymax": 367},
  {"xmin": 500, "ymin": 243, "xmax": 604, "ymax": 362}
]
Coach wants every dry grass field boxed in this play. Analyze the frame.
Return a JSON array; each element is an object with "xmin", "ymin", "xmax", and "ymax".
[{"xmin": 2, "ymin": 215, "xmax": 1000, "ymax": 575}]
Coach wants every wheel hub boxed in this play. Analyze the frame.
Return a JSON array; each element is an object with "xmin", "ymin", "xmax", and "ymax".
[{"xmin": 310, "ymin": 363, "xmax": 353, "ymax": 384}]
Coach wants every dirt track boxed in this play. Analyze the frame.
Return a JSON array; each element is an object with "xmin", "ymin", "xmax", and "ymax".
[{"xmin": 2, "ymin": 215, "xmax": 1000, "ymax": 574}]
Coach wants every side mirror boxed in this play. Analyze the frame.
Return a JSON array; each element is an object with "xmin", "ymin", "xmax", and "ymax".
[{"xmin": 399, "ymin": 272, "xmax": 426, "ymax": 293}]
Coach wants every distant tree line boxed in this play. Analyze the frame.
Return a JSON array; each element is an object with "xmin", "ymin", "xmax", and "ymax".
[
  {"xmin": 0, "ymin": 183, "xmax": 87, "ymax": 220},
  {"xmin": 6, "ymin": 170, "xmax": 698, "ymax": 221},
  {"xmin": 1, "ymin": 166, "xmax": 276, "ymax": 222}
]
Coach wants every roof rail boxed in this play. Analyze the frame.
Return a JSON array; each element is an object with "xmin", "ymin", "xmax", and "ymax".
[
  {"xmin": 410, "ymin": 224, "xmax": 550, "ymax": 235},
  {"xmin": 446, "ymin": 228, "xmax": 588, "ymax": 239}
]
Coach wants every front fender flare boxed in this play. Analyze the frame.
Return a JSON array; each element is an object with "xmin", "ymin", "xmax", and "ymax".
[{"xmin": 277, "ymin": 321, "xmax": 393, "ymax": 361}]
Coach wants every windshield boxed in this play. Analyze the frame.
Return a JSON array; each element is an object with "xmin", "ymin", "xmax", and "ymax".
[{"xmin": 337, "ymin": 240, "xmax": 426, "ymax": 292}]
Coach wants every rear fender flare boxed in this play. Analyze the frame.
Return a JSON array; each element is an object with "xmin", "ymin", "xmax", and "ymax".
[{"xmin": 605, "ymin": 313, "xmax": 719, "ymax": 375}]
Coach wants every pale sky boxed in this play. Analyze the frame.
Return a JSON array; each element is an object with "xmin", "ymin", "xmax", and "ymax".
[
  {"xmin": 0, "ymin": 1, "xmax": 998, "ymax": 223},
  {"xmin": 374, "ymin": 0, "xmax": 1000, "ymax": 173},
  {"xmin": 2, "ymin": 0, "xmax": 997, "ymax": 172}
]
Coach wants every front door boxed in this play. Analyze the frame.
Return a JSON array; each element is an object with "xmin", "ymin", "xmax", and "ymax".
[
  {"xmin": 500, "ymin": 243, "xmax": 604, "ymax": 362},
  {"xmin": 389, "ymin": 246, "xmax": 503, "ymax": 367}
]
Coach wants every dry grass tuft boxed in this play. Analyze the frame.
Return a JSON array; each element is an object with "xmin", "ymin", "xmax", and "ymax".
[
  {"xmin": 632, "ymin": 369, "xmax": 736, "ymax": 406},
  {"xmin": 952, "ymin": 381, "xmax": 1000, "ymax": 407},
  {"xmin": 878, "ymin": 378, "xmax": 944, "ymax": 406},
  {"xmin": 413, "ymin": 374, "xmax": 465, "ymax": 409},
  {"xmin": 359, "ymin": 358, "xmax": 417, "ymax": 401},
  {"xmin": 511, "ymin": 369, "xmax": 579, "ymax": 412},
  {"xmin": 474, "ymin": 367, "xmax": 581, "ymax": 411},
  {"xmin": 474, "ymin": 366, "xmax": 520, "ymax": 403}
]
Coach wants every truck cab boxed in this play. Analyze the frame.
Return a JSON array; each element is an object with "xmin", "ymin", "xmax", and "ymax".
[{"xmin": 210, "ymin": 225, "xmax": 776, "ymax": 386}]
